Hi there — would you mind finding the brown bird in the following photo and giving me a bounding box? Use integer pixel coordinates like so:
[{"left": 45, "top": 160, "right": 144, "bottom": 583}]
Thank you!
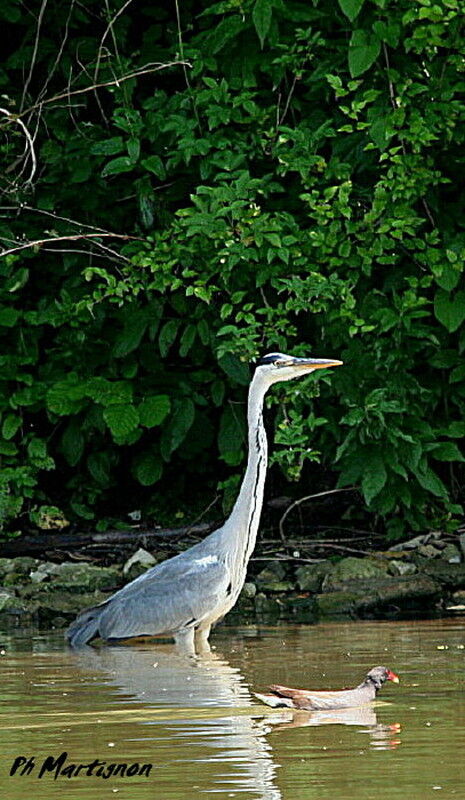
[{"left": 255, "top": 666, "right": 399, "bottom": 711}]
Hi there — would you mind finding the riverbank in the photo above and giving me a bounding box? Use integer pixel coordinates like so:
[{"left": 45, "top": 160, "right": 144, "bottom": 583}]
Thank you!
[{"left": 1, "top": 531, "right": 465, "bottom": 631}]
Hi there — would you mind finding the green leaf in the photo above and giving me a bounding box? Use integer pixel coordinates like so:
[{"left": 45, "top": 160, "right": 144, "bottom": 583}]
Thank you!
[
  {"left": 160, "top": 398, "right": 195, "bottom": 458},
  {"left": 103, "top": 404, "right": 139, "bottom": 438},
  {"left": 218, "top": 405, "right": 245, "bottom": 466},
  {"left": 113, "top": 310, "right": 149, "bottom": 357},
  {"left": 87, "top": 452, "right": 112, "bottom": 485},
  {"left": 207, "top": 16, "right": 244, "bottom": 54},
  {"left": 0, "top": 2, "right": 21, "bottom": 22},
  {"left": 0, "top": 307, "right": 19, "bottom": 326},
  {"left": 2, "top": 414, "right": 21, "bottom": 440},
  {"left": 218, "top": 353, "right": 250, "bottom": 385},
  {"left": 0, "top": 440, "right": 18, "bottom": 455},
  {"left": 434, "top": 289, "right": 465, "bottom": 333},
  {"left": 86, "top": 378, "right": 133, "bottom": 406},
  {"left": 158, "top": 319, "right": 180, "bottom": 358},
  {"left": 450, "top": 365, "right": 465, "bottom": 384},
  {"left": 252, "top": 0, "right": 272, "bottom": 48},
  {"left": 27, "top": 438, "right": 47, "bottom": 459},
  {"left": 6, "top": 268, "right": 29, "bottom": 293},
  {"left": 430, "top": 442, "right": 464, "bottom": 462},
  {"left": 127, "top": 137, "right": 140, "bottom": 162},
  {"left": 141, "top": 155, "right": 166, "bottom": 179},
  {"left": 369, "top": 117, "right": 389, "bottom": 150},
  {"left": 101, "top": 156, "right": 133, "bottom": 177},
  {"left": 414, "top": 466, "right": 448, "bottom": 498},
  {"left": 179, "top": 323, "right": 197, "bottom": 357},
  {"left": 133, "top": 451, "right": 163, "bottom": 486},
  {"left": 435, "top": 264, "right": 461, "bottom": 291},
  {"left": 138, "top": 395, "right": 171, "bottom": 427},
  {"left": 441, "top": 422, "right": 465, "bottom": 438},
  {"left": 361, "top": 456, "right": 387, "bottom": 504},
  {"left": 70, "top": 501, "right": 95, "bottom": 520},
  {"left": 46, "top": 379, "right": 87, "bottom": 415},
  {"left": 61, "top": 421, "right": 84, "bottom": 466},
  {"left": 338, "top": 0, "right": 364, "bottom": 22},
  {"left": 348, "top": 30, "right": 381, "bottom": 78},
  {"left": 90, "top": 137, "right": 124, "bottom": 155}
]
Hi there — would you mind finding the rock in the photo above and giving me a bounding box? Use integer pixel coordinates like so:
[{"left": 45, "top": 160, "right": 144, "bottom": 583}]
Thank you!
[
  {"left": 242, "top": 582, "right": 257, "bottom": 599},
  {"left": 254, "top": 593, "right": 282, "bottom": 618},
  {"left": 34, "top": 591, "right": 107, "bottom": 622},
  {"left": 451, "top": 589, "right": 465, "bottom": 603},
  {"left": 28, "top": 562, "right": 121, "bottom": 593},
  {"left": 388, "top": 560, "right": 417, "bottom": 577},
  {"left": 314, "top": 591, "right": 364, "bottom": 618},
  {"left": 123, "top": 548, "right": 157, "bottom": 580},
  {"left": 280, "top": 594, "right": 318, "bottom": 623},
  {"left": 418, "top": 544, "right": 441, "bottom": 559},
  {"left": 255, "top": 563, "right": 286, "bottom": 590},
  {"left": 389, "top": 532, "right": 442, "bottom": 551},
  {"left": 0, "top": 557, "right": 40, "bottom": 579},
  {"left": 321, "top": 557, "right": 389, "bottom": 592},
  {"left": 420, "top": 561, "right": 465, "bottom": 589},
  {"left": 459, "top": 533, "right": 465, "bottom": 558},
  {"left": 262, "top": 581, "right": 294, "bottom": 592},
  {"left": 0, "top": 589, "right": 32, "bottom": 616},
  {"left": 440, "top": 544, "right": 461, "bottom": 564},
  {"left": 295, "top": 562, "right": 332, "bottom": 593},
  {"left": 374, "top": 575, "right": 440, "bottom": 607},
  {"left": 30, "top": 562, "right": 56, "bottom": 583},
  {"left": 315, "top": 574, "right": 441, "bottom": 620}
]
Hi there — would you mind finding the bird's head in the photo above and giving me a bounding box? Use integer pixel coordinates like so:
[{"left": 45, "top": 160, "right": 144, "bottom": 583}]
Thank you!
[
  {"left": 365, "top": 666, "right": 400, "bottom": 690},
  {"left": 255, "top": 352, "right": 343, "bottom": 385}
]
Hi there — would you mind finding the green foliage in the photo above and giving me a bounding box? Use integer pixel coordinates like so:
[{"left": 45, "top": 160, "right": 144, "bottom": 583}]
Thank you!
[{"left": 1, "top": 0, "right": 465, "bottom": 539}]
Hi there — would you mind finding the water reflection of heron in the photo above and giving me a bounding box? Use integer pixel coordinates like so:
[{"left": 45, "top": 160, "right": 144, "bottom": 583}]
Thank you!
[{"left": 72, "top": 644, "right": 283, "bottom": 799}]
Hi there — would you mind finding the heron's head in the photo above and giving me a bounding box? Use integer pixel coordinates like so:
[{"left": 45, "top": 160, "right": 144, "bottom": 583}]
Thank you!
[
  {"left": 365, "top": 666, "right": 400, "bottom": 690},
  {"left": 255, "top": 352, "right": 343, "bottom": 385}
]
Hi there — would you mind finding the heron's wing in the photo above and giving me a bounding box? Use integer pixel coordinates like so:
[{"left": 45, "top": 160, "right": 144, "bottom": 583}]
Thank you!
[{"left": 97, "top": 556, "right": 229, "bottom": 640}]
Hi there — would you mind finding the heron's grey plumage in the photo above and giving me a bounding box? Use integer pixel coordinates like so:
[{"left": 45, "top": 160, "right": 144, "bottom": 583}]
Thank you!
[{"left": 66, "top": 352, "right": 342, "bottom": 652}]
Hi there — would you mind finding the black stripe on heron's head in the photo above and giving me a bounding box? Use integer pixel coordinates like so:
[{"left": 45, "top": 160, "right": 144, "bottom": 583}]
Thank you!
[{"left": 256, "top": 352, "right": 288, "bottom": 366}]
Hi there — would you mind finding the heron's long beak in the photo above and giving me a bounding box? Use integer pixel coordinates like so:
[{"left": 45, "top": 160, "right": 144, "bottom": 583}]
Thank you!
[
  {"left": 293, "top": 358, "right": 343, "bottom": 370},
  {"left": 387, "top": 670, "right": 400, "bottom": 683}
]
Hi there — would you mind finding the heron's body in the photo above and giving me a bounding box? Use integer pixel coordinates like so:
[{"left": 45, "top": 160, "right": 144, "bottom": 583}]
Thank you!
[{"left": 66, "top": 352, "right": 342, "bottom": 652}]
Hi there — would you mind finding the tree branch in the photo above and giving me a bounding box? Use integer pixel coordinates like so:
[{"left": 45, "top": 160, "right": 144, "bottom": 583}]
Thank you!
[{"left": 0, "top": 232, "right": 142, "bottom": 259}]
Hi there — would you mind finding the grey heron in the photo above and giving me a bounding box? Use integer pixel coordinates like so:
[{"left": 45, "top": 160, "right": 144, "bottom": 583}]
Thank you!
[{"left": 66, "top": 352, "right": 342, "bottom": 652}]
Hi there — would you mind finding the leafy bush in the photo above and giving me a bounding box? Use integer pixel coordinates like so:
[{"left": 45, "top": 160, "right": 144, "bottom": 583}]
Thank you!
[{"left": 1, "top": 0, "right": 464, "bottom": 539}]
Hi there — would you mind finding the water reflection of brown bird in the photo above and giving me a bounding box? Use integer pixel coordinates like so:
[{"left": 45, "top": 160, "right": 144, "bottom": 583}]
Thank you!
[
  {"left": 261, "top": 707, "right": 402, "bottom": 750},
  {"left": 255, "top": 666, "right": 400, "bottom": 711}
]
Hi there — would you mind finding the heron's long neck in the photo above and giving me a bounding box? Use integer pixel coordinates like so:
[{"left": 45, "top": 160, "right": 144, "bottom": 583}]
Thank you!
[{"left": 225, "top": 375, "right": 269, "bottom": 565}]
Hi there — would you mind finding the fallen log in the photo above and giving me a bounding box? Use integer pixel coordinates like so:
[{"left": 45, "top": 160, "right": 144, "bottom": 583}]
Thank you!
[{"left": 0, "top": 522, "right": 216, "bottom": 558}]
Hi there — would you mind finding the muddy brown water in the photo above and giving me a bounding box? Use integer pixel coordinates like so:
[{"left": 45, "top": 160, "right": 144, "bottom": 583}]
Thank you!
[{"left": 1, "top": 619, "right": 464, "bottom": 799}]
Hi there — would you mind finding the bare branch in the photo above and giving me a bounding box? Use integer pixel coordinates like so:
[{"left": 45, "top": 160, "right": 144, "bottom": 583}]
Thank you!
[
  {"left": 0, "top": 107, "right": 37, "bottom": 185},
  {"left": 0, "top": 232, "right": 141, "bottom": 259},
  {"left": 21, "top": 60, "right": 190, "bottom": 118},
  {"left": 36, "top": 0, "right": 76, "bottom": 104},
  {"left": 21, "top": 0, "right": 48, "bottom": 111},
  {"left": 279, "top": 487, "right": 357, "bottom": 542},
  {"left": 94, "top": 0, "right": 135, "bottom": 85},
  {"left": 5, "top": 204, "right": 124, "bottom": 235}
]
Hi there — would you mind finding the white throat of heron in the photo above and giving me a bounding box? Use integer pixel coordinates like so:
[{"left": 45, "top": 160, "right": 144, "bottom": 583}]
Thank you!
[{"left": 221, "top": 371, "right": 270, "bottom": 574}]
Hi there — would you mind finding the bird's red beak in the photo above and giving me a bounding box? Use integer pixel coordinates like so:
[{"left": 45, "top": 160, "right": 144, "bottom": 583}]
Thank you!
[{"left": 387, "top": 670, "right": 400, "bottom": 684}]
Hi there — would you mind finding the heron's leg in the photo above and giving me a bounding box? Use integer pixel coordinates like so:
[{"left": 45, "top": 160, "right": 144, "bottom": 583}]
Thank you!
[
  {"left": 195, "top": 625, "right": 211, "bottom": 654},
  {"left": 174, "top": 627, "right": 196, "bottom": 655}
]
